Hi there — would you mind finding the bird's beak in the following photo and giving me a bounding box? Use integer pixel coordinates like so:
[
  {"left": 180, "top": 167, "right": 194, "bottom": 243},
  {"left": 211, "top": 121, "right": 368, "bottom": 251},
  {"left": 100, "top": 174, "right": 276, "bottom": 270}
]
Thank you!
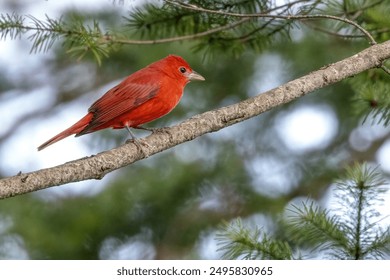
[{"left": 188, "top": 71, "right": 205, "bottom": 81}]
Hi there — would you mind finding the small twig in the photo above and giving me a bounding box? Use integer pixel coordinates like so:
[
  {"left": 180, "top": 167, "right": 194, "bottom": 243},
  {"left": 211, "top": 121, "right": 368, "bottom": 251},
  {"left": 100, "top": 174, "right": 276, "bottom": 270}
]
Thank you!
[
  {"left": 304, "top": 21, "right": 390, "bottom": 40},
  {"left": 344, "top": 0, "right": 385, "bottom": 20},
  {"left": 112, "top": 17, "right": 251, "bottom": 45},
  {"left": 380, "top": 65, "right": 390, "bottom": 75}
]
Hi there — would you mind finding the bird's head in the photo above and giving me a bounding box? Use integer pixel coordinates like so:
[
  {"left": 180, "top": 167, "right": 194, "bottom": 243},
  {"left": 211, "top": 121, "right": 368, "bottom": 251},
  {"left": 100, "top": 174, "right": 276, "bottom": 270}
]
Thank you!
[{"left": 159, "top": 55, "right": 205, "bottom": 83}]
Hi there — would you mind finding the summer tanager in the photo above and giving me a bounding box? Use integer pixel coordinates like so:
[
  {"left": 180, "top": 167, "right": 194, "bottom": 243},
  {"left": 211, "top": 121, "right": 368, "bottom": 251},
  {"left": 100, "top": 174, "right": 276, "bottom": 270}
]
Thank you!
[{"left": 38, "top": 55, "right": 205, "bottom": 151}]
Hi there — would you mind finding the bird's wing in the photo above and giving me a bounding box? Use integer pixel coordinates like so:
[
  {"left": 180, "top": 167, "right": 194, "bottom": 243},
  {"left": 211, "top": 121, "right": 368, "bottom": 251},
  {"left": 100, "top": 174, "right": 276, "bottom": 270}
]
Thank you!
[{"left": 78, "top": 81, "right": 160, "bottom": 135}]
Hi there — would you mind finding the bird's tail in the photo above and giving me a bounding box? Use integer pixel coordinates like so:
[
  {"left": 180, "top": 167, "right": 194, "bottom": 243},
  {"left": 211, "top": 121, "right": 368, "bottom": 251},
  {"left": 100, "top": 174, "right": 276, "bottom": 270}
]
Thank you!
[{"left": 37, "top": 113, "right": 93, "bottom": 151}]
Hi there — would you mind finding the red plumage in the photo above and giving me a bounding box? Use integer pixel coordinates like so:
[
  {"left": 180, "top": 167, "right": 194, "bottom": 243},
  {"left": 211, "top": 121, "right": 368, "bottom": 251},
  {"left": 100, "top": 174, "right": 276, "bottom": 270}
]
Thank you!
[{"left": 38, "top": 55, "right": 204, "bottom": 151}]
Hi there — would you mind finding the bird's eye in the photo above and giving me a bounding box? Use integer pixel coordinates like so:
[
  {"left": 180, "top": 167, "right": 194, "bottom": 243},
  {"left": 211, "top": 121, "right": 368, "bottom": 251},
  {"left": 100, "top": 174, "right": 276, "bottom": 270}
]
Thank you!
[{"left": 179, "top": 67, "right": 187, "bottom": 74}]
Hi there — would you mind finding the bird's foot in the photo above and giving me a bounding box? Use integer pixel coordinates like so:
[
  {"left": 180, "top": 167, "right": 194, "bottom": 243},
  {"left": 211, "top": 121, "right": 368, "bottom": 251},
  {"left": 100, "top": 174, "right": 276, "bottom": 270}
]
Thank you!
[{"left": 125, "top": 138, "right": 151, "bottom": 158}]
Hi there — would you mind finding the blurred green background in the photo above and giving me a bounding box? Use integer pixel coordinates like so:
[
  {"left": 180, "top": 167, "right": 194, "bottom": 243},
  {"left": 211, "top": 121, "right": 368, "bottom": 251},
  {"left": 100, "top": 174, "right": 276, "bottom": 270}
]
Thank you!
[{"left": 0, "top": 0, "right": 389, "bottom": 259}]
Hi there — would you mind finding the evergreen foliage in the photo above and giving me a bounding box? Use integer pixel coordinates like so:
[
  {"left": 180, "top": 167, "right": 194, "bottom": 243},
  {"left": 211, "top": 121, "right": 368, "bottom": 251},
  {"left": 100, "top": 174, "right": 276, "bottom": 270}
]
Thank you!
[
  {"left": 350, "top": 71, "right": 390, "bottom": 125},
  {"left": 1, "top": 1, "right": 389, "bottom": 59},
  {"left": 217, "top": 219, "right": 294, "bottom": 260},
  {"left": 217, "top": 163, "right": 390, "bottom": 259}
]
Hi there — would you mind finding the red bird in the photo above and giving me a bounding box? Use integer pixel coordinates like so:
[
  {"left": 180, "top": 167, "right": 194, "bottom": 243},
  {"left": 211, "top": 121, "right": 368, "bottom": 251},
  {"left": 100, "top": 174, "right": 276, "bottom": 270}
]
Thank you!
[{"left": 38, "top": 55, "right": 205, "bottom": 151}]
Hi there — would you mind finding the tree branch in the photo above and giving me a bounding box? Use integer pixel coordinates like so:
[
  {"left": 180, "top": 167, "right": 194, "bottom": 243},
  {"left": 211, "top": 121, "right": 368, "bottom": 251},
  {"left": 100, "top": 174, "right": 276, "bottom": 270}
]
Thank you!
[{"left": 0, "top": 40, "right": 389, "bottom": 199}]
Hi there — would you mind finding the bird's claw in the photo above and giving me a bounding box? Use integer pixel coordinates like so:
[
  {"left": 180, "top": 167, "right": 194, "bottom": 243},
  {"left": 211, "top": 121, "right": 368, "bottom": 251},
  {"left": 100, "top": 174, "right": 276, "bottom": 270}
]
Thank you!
[{"left": 126, "top": 138, "right": 151, "bottom": 158}]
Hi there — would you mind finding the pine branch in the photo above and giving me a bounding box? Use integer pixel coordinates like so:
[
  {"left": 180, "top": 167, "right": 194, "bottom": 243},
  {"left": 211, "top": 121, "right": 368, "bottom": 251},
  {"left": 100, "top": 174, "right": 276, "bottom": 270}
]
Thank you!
[
  {"left": 362, "top": 228, "right": 390, "bottom": 258},
  {"left": 2, "top": 0, "right": 388, "bottom": 65},
  {"left": 349, "top": 71, "right": 390, "bottom": 125},
  {"left": 335, "top": 163, "right": 389, "bottom": 259},
  {"left": 218, "top": 162, "right": 390, "bottom": 260},
  {"left": 0, "top": 13, "right": 111, "bottom": 65},
  {"left": 121, "top": 0, "right": 390, "bottom": 62},
  {"left": 0, "top": 40, "right": 389, "bottom": 199},
  {"left": 285, "top": 163, "right": 390, "bottom": 260},
  {"left": 285, "top": 202, "right": 348, "bottom": 253},
  {"left": 217, "top": 219, "right": 294, "bottom": 260},
  {"left": 165, "top": 0, "right": 377, "bottom": 44},
  {"left": 117, "top": 17, "right": 252, "bottom": 45},
  {"left": 0, "top": 13, "right": 25, "bottom": 40}
]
